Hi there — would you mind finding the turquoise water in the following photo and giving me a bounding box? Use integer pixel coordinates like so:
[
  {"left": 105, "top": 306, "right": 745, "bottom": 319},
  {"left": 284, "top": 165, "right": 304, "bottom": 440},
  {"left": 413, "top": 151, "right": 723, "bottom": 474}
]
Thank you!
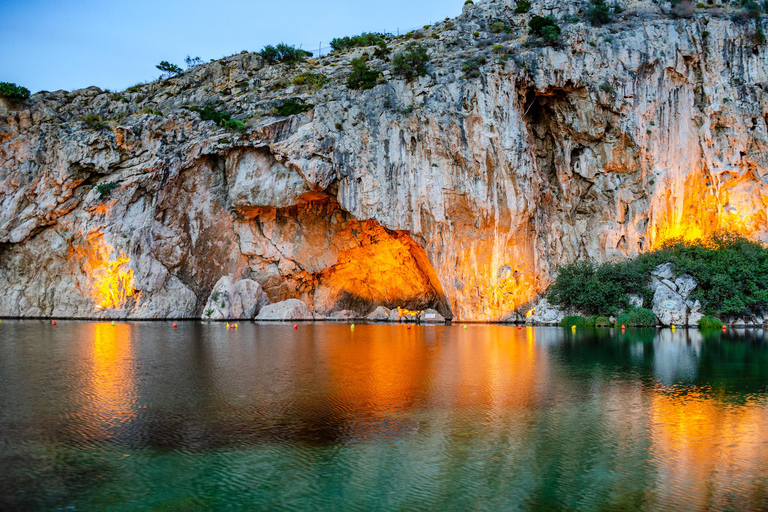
[{"left": 1, "top": 322, "right": 767, "bottom": 511}]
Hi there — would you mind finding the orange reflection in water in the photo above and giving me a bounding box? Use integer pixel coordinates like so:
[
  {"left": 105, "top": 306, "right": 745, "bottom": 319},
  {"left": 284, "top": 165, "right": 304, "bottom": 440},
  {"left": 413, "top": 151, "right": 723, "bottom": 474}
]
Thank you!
[
  {"left": 649, "top": 389, "right": 768, "bottom": 510},
  {"left": 84, "top": 323, "right": 137, "bottom": 433},
  {"left": 323, "top": 325, "right": 545, "bottom": 415}
]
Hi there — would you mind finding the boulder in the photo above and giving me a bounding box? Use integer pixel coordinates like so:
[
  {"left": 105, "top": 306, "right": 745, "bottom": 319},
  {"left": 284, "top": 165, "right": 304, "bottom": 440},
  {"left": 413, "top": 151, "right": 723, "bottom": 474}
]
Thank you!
[
  {"left": 201, "top": 276, "right": 269, "bottom": 320},
  {"left": 255, "top": 299, "right": 313, "bottom": 320},
  {"left": 418, "top": 308, "right": 446, "bottom": 323},
  {"left": 687, "top": 311, "right": 704, "bottom": 327},
  {"left": 330, "top": 309, "right": 360, "bottom": 320},
  {"left": 652, "top": 284, "right": 687, "bottom": 326},
  {"left": 529, "top": 298, "right": 565, "bottom": 325},
  {"left": 628, "top": 294, "right": 644, "bottom": 308},
  {"left": 661, "top": 278, "right": 678, "bottom": 293},
  {"left": 674, "top": 274, "right": 697, "bottom": 299},
  {"left": 367, "top": 306, "right": 392, "bottom": 321},
  {"left": 651, "top": 263, "right": 675, "bottom": 280},
  {"left": 388, "top": 308, "right": 402, "bottom": 322}
]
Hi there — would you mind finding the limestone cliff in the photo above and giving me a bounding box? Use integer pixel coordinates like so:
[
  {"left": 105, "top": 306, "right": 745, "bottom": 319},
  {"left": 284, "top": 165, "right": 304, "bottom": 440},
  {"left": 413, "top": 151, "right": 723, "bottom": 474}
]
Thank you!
[{"left": 2, "top": 0, "right": 768, "bottom": 320}]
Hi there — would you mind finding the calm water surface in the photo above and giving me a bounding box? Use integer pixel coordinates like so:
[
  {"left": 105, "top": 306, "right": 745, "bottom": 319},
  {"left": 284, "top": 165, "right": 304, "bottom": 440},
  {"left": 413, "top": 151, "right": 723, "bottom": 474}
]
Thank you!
[{"left": 1, "top": 322, "right": 768, "bottom": 511}]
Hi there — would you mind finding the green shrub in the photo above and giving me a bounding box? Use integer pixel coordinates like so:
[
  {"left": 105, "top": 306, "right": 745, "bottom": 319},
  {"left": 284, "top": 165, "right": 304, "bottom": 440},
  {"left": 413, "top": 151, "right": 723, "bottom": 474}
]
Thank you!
[
  {"left": 222, "top": 119, "right": 246, "bottom": 133},
  {"left": 157, "top": 61, "right": 183, "bottom": 78},
  {"left": 190, "top": 104, "right": 231, "bottom": 126},
  {"left": 757, "top": 28, "right": 766, "bottom": 45},
  {"left": 330, "top": 32, "right": 389, "bottom": 52},
  {"left": 275, "top": 100, "right": 314, "bottom": 117},
  {"left": 205, "top": 308, "right": 214, "bottom": 317},
  {"left": 462, "top": 59, "right": 483, "bottom": 78},
  {"left": 600, "top": 82, "right": 615, "bottom": 94},
  {"left": 347, "top": 57, "right": 382, "bottom": 89},
  {"left": 82, "top": 115, "right": 108, "bottom": 130},
  {"left": 0, "top": 82, "right": 31, "bottom": 102},
  {"left": 490, "top": 22, "right": 512, "bottom": 33},
  {"left": 586, "top": 0, "right": 613, "bottom": 25},
  {"left": 615, "top": 312, "right": 632, "bottom": 327},
  {"left": 95, "top": 181, "right": 119, "bottom": 198},
  {"left": 528, "top": 15, "right": 559, "bottom": 36},
  {"left": 595, "top": 316, "right": 611, "bottom": 327},
  {"left": 392, "top": 43, "right": 429, "bottom": 80},
  {"left": 514, "top": 0, "right": 531, "bottom": 13},
  {"left": 743, "top": 0, "right": 763, "bottom": 19},
  {"left": 560, "top": 315, "right": 587, "bottom": 328},
  {"left": 259, "top": 44, "right": 311, "bottom": 65},
  {"left": 292, "top": 72, "right": 329, "bottom": 90},
  {"left": 629, "top": 307, "right": 656, "bottom": 326},
  {"left": 142, "top": 108, "right": 163, "bottom": 116},
  {"left": 547, "top": 260, "right": 647, "bottom": 316},
  {"left": 698, "top": 315, "right": 724, "bottom": 329}
]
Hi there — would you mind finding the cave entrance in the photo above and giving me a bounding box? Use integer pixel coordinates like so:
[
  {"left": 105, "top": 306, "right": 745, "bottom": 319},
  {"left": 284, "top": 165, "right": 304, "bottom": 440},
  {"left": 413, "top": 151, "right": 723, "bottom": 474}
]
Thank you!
[{"left": 313, "top": 219, "right": 452, "bottom": 319}]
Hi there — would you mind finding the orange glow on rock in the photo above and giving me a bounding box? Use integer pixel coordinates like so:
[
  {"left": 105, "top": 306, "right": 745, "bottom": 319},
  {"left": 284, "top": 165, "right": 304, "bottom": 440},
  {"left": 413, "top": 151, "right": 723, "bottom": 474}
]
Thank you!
[{"left": 75, "top": 232, "right": 140, "bottom": 310}]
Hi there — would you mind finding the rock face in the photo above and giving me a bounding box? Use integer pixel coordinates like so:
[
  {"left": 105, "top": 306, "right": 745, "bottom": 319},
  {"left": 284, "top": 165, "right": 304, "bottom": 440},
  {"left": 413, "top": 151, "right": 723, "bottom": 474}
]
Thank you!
[
  {"left": 527, "top": 298, "right": 566, "bottom": 325},
  {"left": 255, "top": 299, "right": 313, "bottom": 320},
  {"left": 3, "top": 0, "right": 768, "bottom": 320},
  {"left": 201, "top": 276, "right": 269, "bottom": 320},
  {"left": 651, "top": 263, "right": 700, "bottom": 325}
]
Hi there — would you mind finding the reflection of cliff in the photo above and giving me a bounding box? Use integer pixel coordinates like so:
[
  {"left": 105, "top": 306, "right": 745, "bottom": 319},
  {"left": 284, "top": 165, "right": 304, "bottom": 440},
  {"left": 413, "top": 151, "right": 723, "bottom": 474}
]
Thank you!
[{"left": 649, "top": 390, "right": 768, "bottom": 511}]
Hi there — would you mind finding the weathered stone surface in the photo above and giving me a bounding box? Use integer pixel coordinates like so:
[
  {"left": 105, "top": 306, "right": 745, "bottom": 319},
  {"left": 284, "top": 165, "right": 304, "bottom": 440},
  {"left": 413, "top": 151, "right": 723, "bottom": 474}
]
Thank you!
[
  {"left": 418, "top": 308, "right": 446, "bottom": 323},
  {"left": 651, "top": 264, "right": 675, "bottom": 281},
  {"left": 675, "top": 274, "right": 697, "bottom": 299},
  {"left": 653, "top": 284, "right": 688, "bottom": 326},
  {"left": 628, "top": 294, "right": 644, "bottom": 309},
  {"left": 255, "top": 299, "right": 312, "bottom": 320},
  {"left": 388, "top": 308, "right": 402, "bottom": 322},
  {"left": 367, "top": 306, "right": 392, "bottom": 321},
  {"left": 201, "top": 276, "right": 269, "bottom": 320},
  {"left": 528, "top": 298, "right": 565, "bottom": 325},
  {"left": 3, "top": 3, "right": 768, "bottom": 320},
  {"left": 329, "top": 309, "right": 360, "bottom": 320}
]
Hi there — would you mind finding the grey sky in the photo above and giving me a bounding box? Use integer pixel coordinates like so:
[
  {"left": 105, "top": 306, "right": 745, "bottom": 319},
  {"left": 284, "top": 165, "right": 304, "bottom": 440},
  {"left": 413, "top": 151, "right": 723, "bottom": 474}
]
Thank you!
[{"left": 1, "top": 0, "right": 460, "bottom": 93}]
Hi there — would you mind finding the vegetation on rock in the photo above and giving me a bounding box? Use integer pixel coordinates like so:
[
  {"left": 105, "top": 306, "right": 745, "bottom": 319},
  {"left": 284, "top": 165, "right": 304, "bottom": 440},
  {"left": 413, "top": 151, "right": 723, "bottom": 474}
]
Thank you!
[
  {"left": 347, "top": 57, "right": 382, "bottom": 89},
  {"left": 274, "top": 100, "right": 314, "bottom": 117},
  {"left": 258, "top": 44, "right": 311, "bottom": 65},
  {"left": 157, "top": 61, "right": 183, "bottom": 78},
  {"left": 0, "top": 82, "right": 31, "bottom": 102},
  {"left": 587, "top": 0, "right": 614, "bottom": 25},
  {"left": 548, "top": 232, "right": 768, "bottom": 320},
  {"left": 514, "top": 0, "right": 531, "bottom": 14},
  {"left": 392, "top": 43, "right": 429, "bottom": 80},
  {"left": 330, "top": 32, "right": 389, "bottom": 52},
  {"left": 528, "top": 15, "right": 561, "bottom": 45}
]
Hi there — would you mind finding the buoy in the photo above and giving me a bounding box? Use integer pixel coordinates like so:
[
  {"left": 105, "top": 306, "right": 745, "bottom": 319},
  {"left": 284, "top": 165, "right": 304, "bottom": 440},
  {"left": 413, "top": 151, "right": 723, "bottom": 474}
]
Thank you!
[
  {"left": 173, "top": 322, "right": 177, "bottom": 328},
  {"left": 293, "top": 324, "right": 298, "bottom": 330},
  {"left": 621, "top": 325, "right": 626, "bottom": 331},
  {"left": 517, "top": 325, "right": 521, "bottom": 330},
  {"left": 234, "top": 323, "right": 238, "bottom": 329},
  {"left": 226, "top": 322, "right": 230, "bottom": 329},
  {"left": 722, "top": 325, "right": 727, "bottom": 332},
  {"left": 350, "top": 324, "right": 355, "bottom": 330},
  {"left": 571, "top": 325, "right": 576, "bottom": 331},
  {"left": 111, "top": 321, "right": 115, "bottom": 326},
  {"left": 407, "top": 325, "right": 411, "bottom": 329},
  {"left": 51, "top": 320, "right": 57, "bottom": 326},
  {"left": 463, "top": 325, "right": 468, "bottom": 330},
  {"left": 671, "top": 325, "right": 676, "bottom": 331}
]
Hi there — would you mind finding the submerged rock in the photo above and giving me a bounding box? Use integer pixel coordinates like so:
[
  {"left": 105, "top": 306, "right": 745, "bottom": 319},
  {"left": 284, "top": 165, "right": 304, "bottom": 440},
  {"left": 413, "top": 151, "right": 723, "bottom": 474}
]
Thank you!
[{"left": 255, "top": 299, "right": 313, "bottom": 320}]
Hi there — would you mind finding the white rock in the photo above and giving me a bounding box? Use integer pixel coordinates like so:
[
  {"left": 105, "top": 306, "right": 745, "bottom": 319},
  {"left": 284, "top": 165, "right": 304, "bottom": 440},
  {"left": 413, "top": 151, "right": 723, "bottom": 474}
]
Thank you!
[
  {"left": 201, "top": 276, "right": 269, "bottom": 320},
  {"left": 652, "top": 285, "right": 687, "bottom": 326},
  {"left": 661, "top": 278, "right": 678, "bottom": 293},
  {"left": 651, "top": 263, "right": 675, "bottom": 280},
  {"left": 674, "top": 274, "right": 697, "bottom": 299},
  {"left": 367, "top": 306, "right": 392, "bottom": 321},
  {"left": 255, "top": 299, "right": 313, "bottom": 320},
  {"left": 418, "top": 308, "right": 446, "bottom": 323}
]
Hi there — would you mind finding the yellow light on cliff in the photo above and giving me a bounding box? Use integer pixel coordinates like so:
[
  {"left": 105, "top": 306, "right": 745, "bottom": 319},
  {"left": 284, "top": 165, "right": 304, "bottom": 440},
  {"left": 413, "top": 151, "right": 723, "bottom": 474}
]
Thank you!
[
  {"left": 526, "top": 308, "right": 535, "bottom": 318},
  {"left": 75, "top": 232, "right": 140, "bottom": 310}
]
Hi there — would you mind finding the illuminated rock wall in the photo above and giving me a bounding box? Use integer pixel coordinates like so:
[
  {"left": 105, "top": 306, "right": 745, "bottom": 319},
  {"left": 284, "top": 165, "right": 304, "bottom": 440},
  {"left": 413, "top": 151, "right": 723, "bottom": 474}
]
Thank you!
[{"left": 2, "top": 1, "right": 768, "bottom": 320}]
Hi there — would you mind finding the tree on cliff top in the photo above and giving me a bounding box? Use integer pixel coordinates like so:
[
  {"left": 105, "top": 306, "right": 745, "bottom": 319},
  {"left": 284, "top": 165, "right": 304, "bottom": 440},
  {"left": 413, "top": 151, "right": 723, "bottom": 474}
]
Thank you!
[
  {"left": 0, "top": 82, "right": 31, "bottom": 102},
  {"left": 157, "top": 61, "right": 183, "bottom": 78}
]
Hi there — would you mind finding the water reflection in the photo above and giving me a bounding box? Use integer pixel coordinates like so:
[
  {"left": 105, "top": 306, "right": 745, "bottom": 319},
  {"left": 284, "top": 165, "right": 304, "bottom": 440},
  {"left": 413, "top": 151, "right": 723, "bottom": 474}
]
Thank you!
[{"left": 1, "top": 322, "right": 768, "bottom": 510}]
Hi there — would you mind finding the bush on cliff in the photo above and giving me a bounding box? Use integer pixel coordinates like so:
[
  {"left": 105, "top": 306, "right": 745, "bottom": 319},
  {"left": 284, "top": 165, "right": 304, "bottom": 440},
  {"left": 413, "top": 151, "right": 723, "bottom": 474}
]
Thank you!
[
  {"left": 274, "top": 100, "right": 314, "bottom": 117},
  {"left": 586, "top": 0, "right": 613, "bottom": 25},
  {"left": 616, "top": 307, "right": 656, "bottom": 327},
  {"left": 259, "top": 44, "right": 311, "bottom": 65},
  {"left": 0, "top": 82, "right": 31, "bottom": 102},
  {"left": 698, "top": 315, "right": 724, "bottom": 329},
  {"left": 392, "top": 43, "right": 429, "bottom": 80},
  {"left": 547, "top": 231, "right": 768, "bottom": 320},
  {"left": 331, "top": 32, "right": 389, "bottom": 52},
  {"left": 347, "top": 57, "right": 382, "bottom": 89}
]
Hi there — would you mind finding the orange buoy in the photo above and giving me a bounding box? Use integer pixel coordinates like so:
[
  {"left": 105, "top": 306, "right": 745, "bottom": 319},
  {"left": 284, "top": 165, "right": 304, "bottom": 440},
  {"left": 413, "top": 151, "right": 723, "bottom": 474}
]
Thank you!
[
  {"left": 173, "top": 322, "right": 177, "bottom": 328},
  {"left": 407, "top": 325, "right": 411, "bottom": 329},
  {"left": 722, "top": 325, "right": 727, "bottom": 332},
  {"left": 51, "top": 320, "right": 57, "bottom": 326},
  {"left": 517, "top": 325, "right": 521, "bottom": 330},
  {"left": 293, "top": 324, "right": 298, "bottom": 330}
]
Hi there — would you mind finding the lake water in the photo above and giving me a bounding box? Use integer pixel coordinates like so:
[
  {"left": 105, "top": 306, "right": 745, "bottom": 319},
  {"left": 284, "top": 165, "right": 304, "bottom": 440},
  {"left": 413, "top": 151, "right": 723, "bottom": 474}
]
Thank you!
[{"left": 1, "top": 321, "right": 767, "bottom": 511}]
